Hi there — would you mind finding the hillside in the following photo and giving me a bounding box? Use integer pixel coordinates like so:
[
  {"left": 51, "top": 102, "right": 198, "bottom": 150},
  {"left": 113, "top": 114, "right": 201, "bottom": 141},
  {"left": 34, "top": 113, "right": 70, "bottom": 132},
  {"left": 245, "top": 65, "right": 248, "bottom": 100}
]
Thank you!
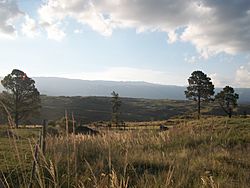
[
  {"left": 39, "top": 96, "right": 195, "bottom": 123},
  {"left": 36, "top": 95, "right": 250, "bottom": 124},
  {"left": 34, "top": 77, "right": 187, "bottom": 100},
  {"left": 1, "top": 77, "right": 250, "bottom": 102},
  {"left": 1, "top": 94, "right": 250, "bottom": 125}
]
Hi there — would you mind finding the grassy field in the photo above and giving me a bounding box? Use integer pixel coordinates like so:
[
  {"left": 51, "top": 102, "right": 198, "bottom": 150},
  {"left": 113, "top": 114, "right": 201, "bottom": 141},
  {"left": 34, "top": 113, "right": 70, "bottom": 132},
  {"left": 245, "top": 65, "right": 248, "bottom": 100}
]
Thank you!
[
  {"left": 0, "top": 117, "right": 250, "bottom": 187},
  {"left": 0, "top": 127, "right": 40, "bottom": 169}
]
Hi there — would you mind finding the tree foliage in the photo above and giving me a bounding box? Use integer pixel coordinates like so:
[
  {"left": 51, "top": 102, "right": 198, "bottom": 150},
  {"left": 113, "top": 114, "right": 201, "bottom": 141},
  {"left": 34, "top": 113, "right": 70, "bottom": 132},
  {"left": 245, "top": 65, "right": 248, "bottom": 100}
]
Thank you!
[
  {"left": 185, "top": 71, "right": 214, "bottom": 119},
  {"left": 111, "top": 91, "right": 122, "bottom": 127},
  {"left": 1, "top": 69, "right": 41, "bottom": 128},
  {"left": 215, "top": 86, "right": 239, "bottom": 118}
]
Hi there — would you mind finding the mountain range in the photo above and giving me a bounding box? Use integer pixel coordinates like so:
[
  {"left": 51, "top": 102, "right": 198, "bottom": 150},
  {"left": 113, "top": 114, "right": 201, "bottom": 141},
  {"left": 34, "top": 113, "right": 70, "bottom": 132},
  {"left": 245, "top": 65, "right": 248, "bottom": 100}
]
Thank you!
[{"left": 0, "top": 77, "right": 249, "bottom": 103}]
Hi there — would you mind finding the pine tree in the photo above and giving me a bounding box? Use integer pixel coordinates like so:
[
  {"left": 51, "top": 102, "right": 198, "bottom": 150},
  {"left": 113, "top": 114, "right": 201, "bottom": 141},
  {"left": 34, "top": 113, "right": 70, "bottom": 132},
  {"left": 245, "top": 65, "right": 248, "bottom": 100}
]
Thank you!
[
  {"left": 215, "top": 86, "right": 239, "bottom": 118},
  {"left": 111, "top": 91, "right": 122, "bottom": 127},
  {"left": 1, "top": 69, "right": 41, "bottom": 128},
  {"left": 185, "top": 71, "right": 214, "bottom": 119}
]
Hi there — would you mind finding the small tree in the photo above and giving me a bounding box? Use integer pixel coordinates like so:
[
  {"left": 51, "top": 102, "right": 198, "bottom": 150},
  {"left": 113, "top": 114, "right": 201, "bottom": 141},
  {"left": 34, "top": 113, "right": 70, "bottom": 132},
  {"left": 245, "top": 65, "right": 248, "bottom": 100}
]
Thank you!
[
  {"left": 215, "top": 86, "right": 239, "bottom": 118},
  {"left": 1, "top": 69, "right": 41, "bottom": 128},
  {"left": 185, "top": 71, "right": 214, "bottom": 119},
  {"left": 111, "top": 91, "right": 122, "bottom": 127}
]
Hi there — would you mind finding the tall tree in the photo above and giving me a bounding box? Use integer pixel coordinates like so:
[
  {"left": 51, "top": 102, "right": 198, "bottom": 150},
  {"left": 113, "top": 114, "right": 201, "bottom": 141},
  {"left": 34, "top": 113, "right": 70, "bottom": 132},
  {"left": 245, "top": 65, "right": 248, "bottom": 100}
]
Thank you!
[
  {"left": 1, "top": 69, "right": 41, "bottom": 128},
  {"left": 111, "top": 91, "right": 122, "bottom": 127},
  {"left": 185, "top": 71, "right": 214, "bottom": 119},
  {"left": 215, "top": 86, "right": 239, "bottom": 118}
]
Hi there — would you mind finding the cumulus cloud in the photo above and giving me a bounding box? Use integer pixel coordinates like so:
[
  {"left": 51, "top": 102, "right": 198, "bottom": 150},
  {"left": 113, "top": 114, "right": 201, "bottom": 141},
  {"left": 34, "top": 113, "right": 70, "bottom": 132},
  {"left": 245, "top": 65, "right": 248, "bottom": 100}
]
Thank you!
[
  {"left": 235, "top": 63, "right": 250, "bottom": 87},
  {"left": 181, "top": 1, "right": 250, "bottom": 58},
  {"left": 38, "top": 0, "right": 113, "bottom": 40},
  {"left": 0, "top": 0, "right": 22, "bottom": 38},
  {"left": 36, "top": 0, "right": 250, "bottom": 56},
  {"left": 1, "top": 0, "right": 250, "bottom": 57},
  {"left": 210, "top": 63, "right": 250, "bottom": 88},
  {"left": 184, "top": 55, "right": 201, "bottom": 64},
  {"left": 21, "top": 15, "right": 40, "bottom": 38},
  {"left": 209, "top": 73, "right": 234, "bottom": 88},
  {"left": 74, "top": 29, "right": 83, "bottom": 34},
  {"left": 43, "top": 22, "right": 66, "bottom": 41},
  {"left": 167, "top": 30, "right": 178, "bottom": 44}
]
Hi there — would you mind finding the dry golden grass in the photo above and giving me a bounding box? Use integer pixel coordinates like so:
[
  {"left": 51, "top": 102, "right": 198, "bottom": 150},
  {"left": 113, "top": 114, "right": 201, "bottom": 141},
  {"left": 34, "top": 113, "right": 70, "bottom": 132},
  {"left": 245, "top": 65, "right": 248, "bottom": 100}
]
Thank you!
[{"left": 1, "top": 117, "right": 250, "bottom": 187}]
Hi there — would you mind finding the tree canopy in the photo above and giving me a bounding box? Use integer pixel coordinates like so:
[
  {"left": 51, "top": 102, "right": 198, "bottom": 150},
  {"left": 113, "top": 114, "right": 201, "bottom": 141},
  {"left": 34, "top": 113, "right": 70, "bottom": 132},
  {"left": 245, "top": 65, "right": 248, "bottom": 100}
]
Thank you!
[
  {"left": 215, "top": 86, "right": 239, "bottom": 118},
  {"left": 185, "top": 70, "right": 214, "bottom": 119},
  {"left": 1, "top": 69, "right": 41, "bottom": 128}
]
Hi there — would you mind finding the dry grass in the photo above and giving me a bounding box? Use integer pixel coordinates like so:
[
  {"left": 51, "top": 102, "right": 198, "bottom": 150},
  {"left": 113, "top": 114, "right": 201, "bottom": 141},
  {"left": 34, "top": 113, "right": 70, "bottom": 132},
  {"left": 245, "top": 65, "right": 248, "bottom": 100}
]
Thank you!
[{"left": 0, "top": 117, "right": 250, "bottom": 187}]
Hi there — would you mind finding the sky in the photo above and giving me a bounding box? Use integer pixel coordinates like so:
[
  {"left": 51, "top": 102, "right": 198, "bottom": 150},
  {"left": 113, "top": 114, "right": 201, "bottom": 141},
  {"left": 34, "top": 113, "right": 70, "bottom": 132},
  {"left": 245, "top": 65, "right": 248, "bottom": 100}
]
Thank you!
[{"left": 0, "top": 0, "right": 250, "bottom": 87}]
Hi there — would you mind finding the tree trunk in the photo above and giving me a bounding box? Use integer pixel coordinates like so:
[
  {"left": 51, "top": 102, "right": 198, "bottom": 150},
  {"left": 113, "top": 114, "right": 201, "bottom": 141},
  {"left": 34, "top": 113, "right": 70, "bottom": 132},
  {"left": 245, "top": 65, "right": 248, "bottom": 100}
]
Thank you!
[
  {"left": 15, "top": 112, "right": 19, "bottom": 128},
  {"left": 226, "top": 102, "right": 232, "bottom": 118},
  {"left": 198, "top": 95, "right": 201, "bottom": 120},
  {"left": 228, "top": 108, "right": 232, "bottom": 118},
  {"left": 15, "top": 92, "right": 19, "bottom": 128}
]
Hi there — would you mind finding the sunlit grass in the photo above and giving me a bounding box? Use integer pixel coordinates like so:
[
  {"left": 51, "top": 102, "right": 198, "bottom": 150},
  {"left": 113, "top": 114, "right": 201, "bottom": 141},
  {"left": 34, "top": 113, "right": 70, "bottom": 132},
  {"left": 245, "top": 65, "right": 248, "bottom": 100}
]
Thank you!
[{"left": 0, "top": 117, "right": 249, "bottom": 187}]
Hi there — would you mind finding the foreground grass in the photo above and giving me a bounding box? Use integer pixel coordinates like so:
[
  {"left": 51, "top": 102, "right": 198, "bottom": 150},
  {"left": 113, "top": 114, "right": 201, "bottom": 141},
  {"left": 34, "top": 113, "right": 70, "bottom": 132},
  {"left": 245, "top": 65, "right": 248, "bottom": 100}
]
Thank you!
[
  {"left": 1, "top": 117, "right": 250, "bottom": 187},
  {"left": 0, "top": 127, "right": 40, "bottom": 168}
]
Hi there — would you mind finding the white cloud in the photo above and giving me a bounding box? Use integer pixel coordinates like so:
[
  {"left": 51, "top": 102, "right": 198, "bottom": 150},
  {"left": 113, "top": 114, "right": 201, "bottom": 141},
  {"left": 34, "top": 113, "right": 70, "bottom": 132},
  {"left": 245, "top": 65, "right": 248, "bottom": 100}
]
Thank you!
[
  {"left": 36, "top": 0, "right": 250, "bottom": 56},
  {"left": 167, "top": 30, "right": 178, "bottom": 44},
  {"left": 0, "top": 0, "right": 22, "bottom": 38},
  {"left": 1, "top": 0, "right": 250, "bottom": 58},
  {"left": 209, "top": 63, "right": 250, "bottom": 88},
  {"left": 21, "top": 15, "right": 40, "bottom": 38},
  {"left": 184, "top": 55, "right": 200, "bottom": 64},
  {"left": 180, "top": 1, "right": 250, "bottom": 57},
  {"left": 209, "top": 73, "right": 234, "bottom": 88},
  {"left": 42, "top": 22, "right": 66, "bottom": 41},
  {"left": 74, "top": 29, "right": 83, "bottom": 34},
  {"left": 38, "top": 0, "right": 114, "bottom": 40},
  {"left": 235, "top": 63, "right": 250, "bottom": 87}
]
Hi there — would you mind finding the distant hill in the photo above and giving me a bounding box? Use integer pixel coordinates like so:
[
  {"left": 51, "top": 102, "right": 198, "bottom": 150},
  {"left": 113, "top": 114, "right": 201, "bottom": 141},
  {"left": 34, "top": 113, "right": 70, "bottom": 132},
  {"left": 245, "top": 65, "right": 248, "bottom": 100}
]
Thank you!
[
  {"left": 32, "top": 77, "right": 186, "bottom": 100},
  {"left": 0, "top": 77, "right": 249, "bottom": 103}
]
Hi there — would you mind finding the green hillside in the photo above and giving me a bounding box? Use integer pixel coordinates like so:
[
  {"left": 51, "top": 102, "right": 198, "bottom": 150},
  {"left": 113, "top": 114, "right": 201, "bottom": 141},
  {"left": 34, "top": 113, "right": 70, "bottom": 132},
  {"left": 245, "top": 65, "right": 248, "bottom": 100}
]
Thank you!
[
  {"left": 1, "top": 95, "right": 250, "bottom": 125},
  {"left": 39, "top": 95, "right": 194, "bottom": 123},
  {"left": 38, "top": 95, "right": 250, "bottom": 123}
]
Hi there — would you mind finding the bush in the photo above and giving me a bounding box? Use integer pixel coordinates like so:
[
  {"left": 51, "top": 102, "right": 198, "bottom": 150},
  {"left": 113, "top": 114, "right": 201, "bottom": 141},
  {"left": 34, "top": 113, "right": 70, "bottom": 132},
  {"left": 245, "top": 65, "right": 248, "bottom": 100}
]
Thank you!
[
  {"left": 48, "top": 120, "right": 56, "bottom": 127},
  {"left": 46, "top": 126, "right": 59, "bottom": 136}
]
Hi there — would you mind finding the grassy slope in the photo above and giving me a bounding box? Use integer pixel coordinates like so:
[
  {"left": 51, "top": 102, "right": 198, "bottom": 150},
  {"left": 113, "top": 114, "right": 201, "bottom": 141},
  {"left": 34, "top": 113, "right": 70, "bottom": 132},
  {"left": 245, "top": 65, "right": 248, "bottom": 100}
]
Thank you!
[
  {"left": 37, "top": 95, "right": 250, "bottom": 124},
  {"left": 2, "top": 95, "right": 250, "bottom": 125},
  {"left": 39, "top": 96, "right": 196, "bottom": 123},
  {"left": 0, "top": 127, "right": 40, "bottom": 169},
  {"left": 0, "top": 117, "right": 249, "bottom": 187}
]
